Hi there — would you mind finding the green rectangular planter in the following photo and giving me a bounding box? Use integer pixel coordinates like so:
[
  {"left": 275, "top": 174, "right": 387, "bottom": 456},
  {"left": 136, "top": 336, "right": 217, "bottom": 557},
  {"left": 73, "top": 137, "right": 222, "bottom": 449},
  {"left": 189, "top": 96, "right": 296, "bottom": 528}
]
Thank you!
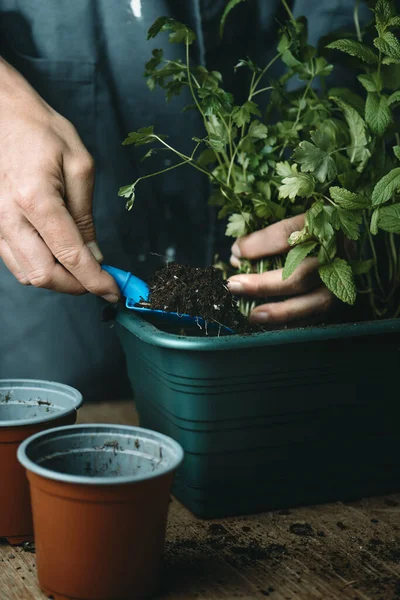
[{"left": 116, "top": 309, "right": 400, "bottom": 517}]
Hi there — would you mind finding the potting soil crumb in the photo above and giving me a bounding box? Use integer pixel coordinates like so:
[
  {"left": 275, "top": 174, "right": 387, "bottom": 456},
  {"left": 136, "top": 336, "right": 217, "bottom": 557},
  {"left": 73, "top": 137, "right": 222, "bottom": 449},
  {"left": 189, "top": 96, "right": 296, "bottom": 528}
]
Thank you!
[{"left": 146, "top": 263, "right": 259, "bottom": 335}]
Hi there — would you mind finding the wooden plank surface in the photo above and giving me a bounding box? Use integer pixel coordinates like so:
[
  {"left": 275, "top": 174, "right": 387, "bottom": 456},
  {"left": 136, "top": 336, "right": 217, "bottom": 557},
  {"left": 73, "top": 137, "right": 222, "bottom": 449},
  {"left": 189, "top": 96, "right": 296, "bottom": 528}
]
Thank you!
[{"left": 1, "top": 400, "right": 400, "bottom": 599}]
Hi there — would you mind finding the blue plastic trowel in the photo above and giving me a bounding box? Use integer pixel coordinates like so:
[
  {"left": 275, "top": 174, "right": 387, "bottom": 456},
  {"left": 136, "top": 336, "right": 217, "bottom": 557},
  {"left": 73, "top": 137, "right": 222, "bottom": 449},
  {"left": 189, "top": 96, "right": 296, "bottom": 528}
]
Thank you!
[{"left": 103, "top": 265, "right": 234, "bottom": 334}]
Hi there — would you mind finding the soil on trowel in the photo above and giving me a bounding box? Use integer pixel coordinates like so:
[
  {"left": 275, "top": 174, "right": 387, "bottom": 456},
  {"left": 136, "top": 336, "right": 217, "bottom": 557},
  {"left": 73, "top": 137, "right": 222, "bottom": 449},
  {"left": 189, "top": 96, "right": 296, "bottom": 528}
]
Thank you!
[{"left": 145, "top": 263, "right": 259, "bottom": 335}]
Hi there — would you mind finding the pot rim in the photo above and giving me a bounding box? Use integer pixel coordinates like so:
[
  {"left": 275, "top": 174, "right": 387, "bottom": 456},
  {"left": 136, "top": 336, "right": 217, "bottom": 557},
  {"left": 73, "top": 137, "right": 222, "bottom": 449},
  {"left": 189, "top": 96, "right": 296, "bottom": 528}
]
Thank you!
[
  {"left": 0, "top": 379, "right": 83, "bottom": 428},
  {"left": 17, "top": 423, "right": 184, "bottom": 486},
  {"left": 116, "top": 309, "right": 400, "bottom": 351}
]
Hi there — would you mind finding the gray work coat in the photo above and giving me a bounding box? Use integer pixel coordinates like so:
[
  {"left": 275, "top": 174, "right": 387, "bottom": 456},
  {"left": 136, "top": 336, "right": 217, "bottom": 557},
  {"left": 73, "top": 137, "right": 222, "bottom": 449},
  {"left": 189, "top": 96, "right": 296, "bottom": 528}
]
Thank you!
[{"left": 0, "top": 1, "right": 365, "bottom": 400}]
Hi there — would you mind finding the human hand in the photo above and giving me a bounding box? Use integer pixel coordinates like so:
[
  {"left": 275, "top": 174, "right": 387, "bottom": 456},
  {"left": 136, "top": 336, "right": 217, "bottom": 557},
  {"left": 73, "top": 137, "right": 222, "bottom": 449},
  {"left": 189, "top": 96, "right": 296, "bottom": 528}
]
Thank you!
[
  {"left": 0, "top": 58, "right": 120, "bottom": 301},
  {"left": 227, "top": 214, "right": 335, "bottom": 326}
]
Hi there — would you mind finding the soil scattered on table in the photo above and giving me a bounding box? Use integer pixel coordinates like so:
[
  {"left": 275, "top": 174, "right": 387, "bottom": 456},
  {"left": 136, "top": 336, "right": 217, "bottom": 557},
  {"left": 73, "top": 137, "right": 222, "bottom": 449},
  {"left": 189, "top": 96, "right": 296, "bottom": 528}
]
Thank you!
[
  {"left": 146, "top": 263, "right": 259, "bottom": 335},
  {"left": 21, "top": 542, "right": 35, "bottom": 553},
  {"left": 289, "top": 522, "right": 314, "bottom": 537}
]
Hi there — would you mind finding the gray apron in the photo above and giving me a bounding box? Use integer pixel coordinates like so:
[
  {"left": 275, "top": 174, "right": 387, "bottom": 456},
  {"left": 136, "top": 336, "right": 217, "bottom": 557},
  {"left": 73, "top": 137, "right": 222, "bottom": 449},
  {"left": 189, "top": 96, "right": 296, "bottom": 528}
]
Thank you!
[{"left": 0, "top": 0, "right": 362, "bottom": 400}]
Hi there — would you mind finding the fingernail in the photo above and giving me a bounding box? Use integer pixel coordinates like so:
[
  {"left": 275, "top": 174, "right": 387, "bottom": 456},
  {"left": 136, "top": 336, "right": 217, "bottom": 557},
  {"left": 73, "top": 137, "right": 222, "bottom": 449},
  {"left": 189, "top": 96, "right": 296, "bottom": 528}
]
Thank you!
[
  {"left": 231, "top": 242, "right": 241, "bottom": 257},
  {"left": 102, "top": 293, "right": 119, "bottom": 303},
  {"left": 87, "top": 241, "right": 103, "bottom": 263},
  {"left": 250, "top": 311, "right": 269, "bottom": 323},
  {"left": 230, "top": 254, "right": 241, "bottom": 268},
  {"left": 227, "top": 280, "right": 244, "bottom": 294}
]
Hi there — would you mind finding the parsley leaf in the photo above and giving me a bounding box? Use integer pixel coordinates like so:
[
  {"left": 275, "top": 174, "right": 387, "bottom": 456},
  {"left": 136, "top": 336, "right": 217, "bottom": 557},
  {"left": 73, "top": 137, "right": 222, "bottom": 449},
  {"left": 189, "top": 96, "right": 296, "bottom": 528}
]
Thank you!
[
  {"left": 232, "top": 101, "right": 261, "bottom": 128},
  {"left": 277, "top": 163, "right": 315, "bottom": 200},
  {"left": 225, "top": 213, "right": 252, "bottom": 238}
]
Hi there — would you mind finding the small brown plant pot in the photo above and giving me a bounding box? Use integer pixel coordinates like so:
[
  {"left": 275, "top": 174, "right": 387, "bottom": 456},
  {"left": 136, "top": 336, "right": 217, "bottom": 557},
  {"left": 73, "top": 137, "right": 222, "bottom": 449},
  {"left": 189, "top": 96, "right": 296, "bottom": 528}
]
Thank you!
[
  {"left": 17, "top": 424, "right": 184, "bottom": 600},
  {"left": 0, "top": 380, "right": 82, "bottom": 544}
]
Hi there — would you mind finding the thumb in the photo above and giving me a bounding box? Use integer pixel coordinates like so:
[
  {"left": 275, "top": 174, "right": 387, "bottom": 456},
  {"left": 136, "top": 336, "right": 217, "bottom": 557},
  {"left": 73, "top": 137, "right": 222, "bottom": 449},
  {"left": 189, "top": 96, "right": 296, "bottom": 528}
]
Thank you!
[{"left": 63, "top": 151, "right": 103, "bottom": 262}]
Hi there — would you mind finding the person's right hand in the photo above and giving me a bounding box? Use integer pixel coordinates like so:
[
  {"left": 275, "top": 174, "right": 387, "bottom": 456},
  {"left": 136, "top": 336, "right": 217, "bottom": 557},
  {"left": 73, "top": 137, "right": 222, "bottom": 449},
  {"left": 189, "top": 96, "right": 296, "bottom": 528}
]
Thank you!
[{"left": 0, "top": 58, "right": 120, "bottom": 301}]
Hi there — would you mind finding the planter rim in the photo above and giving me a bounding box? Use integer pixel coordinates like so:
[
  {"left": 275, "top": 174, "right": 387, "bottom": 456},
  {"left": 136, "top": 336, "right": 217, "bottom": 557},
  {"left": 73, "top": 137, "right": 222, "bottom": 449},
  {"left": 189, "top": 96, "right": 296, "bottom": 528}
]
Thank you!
[
  {"left": 17, "top": 423, "right": 184, "bottom": 486},
  {"left": 116, "top": 309, "right": 400, "bottom": 351},
  {"left": 0, "top": 379, "right": 83, "bottom": 428}
]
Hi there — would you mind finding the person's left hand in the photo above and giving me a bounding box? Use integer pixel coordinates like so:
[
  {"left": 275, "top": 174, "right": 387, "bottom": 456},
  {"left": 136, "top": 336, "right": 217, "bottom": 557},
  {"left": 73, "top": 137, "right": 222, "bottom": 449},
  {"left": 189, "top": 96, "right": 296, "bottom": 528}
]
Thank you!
[{"left": 227, "top": 214, "right": 335, "bottom": 326}]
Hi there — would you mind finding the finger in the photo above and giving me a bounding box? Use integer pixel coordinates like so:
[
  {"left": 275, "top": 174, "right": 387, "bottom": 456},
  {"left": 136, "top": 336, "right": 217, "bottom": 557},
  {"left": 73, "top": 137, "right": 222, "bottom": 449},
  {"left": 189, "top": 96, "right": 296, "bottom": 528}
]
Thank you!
[
  {"left": 17, "top": 190, "right": 120, "bottom": 300},
  {"left": 63, "top": 151, "right": 103, "bottom": 262},
  {"left": 227, "top": 258, "right": 320, "bottom": 297},
  {"left": 0, "top": 237, "right": 30, "bottom": 285},
  {"left": 230, "top": 254, "right": 241, "bottom": 269},
  {"left": 231, "top": 214, "right": 305, "bottom": 259},
  {"left": 249, "top": 286, "right": 335, "bottom": 325},
  {"left": 2, "top": 217, "right": 86, "bottom": 294}
]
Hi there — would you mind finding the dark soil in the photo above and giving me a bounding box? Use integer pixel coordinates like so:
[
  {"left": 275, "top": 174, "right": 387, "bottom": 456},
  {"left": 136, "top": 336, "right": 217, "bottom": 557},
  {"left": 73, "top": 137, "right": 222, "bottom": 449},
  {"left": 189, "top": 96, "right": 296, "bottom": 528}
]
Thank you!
[{"left": 146, "top": 263, "right": 258, "bottom": 335}]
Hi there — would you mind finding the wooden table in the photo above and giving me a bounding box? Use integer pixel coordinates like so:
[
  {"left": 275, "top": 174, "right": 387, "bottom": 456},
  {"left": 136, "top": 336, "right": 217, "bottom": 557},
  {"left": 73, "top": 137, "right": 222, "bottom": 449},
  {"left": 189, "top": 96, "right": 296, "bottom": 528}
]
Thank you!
[{"left": 1, "top": 401, "right": 400, "bottom": 600}]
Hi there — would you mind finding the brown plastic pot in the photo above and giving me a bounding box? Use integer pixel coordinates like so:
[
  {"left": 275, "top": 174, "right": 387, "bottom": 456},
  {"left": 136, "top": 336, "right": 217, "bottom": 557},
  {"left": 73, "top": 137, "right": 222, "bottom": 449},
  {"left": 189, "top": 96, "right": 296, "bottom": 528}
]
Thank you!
[
  {"left": 17, "top": 424, "right": 184, "bottom": 600},
  {"left": 0, "top": 379, "right": 82, "bottom": 544}
]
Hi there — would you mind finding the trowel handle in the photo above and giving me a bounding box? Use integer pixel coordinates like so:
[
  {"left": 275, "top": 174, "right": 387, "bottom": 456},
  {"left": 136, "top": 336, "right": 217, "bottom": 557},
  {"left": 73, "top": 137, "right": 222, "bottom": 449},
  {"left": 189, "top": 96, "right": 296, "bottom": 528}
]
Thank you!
[{"left": 102, "top": 265, "right": 150, "bottom": 304}]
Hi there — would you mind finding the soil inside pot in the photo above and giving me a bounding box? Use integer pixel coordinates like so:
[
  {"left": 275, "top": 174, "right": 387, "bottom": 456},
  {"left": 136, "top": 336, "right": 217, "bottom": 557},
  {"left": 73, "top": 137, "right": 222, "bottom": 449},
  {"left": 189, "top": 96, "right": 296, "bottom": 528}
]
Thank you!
[{"left": 143, "top": 263, "right": 258, "bottom": 335}]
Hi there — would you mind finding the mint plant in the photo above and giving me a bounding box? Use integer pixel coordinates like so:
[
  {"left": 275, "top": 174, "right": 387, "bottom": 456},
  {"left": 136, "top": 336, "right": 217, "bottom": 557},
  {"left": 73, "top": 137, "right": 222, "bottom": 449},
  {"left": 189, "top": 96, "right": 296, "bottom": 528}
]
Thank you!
[{"left": 119, "top": 0, "right": 400, "bottom": 320}]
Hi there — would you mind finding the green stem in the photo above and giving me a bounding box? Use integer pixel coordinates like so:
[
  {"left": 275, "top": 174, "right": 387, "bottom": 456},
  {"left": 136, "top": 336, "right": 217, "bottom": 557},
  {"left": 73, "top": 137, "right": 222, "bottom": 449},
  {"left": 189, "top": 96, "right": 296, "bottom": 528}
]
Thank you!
[
  {"left": 366, "top": 219, "right": 385, "bottom": 296},
  {"left": 354, "top": 0, "right": 362, "bottom": 42},
  {"left": 280, "top": 0, "right": 296, "bottom": 25},
  {"left": 293, "top": 78, "right": 314, "bottom": 130},
  {"left": 251, "top": 86, "right": 273, "bottom": 97},
  {"left": 186, "top": 38, "right": 227, "bottom": 176},
  {"left": 252, "top": 54, "right": 281, "bottom": 94},
  {"left": 390, "top": 232, "right": 398, "bottom": 274},
  {"left": 186, "top": 40, "right": 203, "bottom": 118},
  {"left": 151, "top": 135, "right": 230, "bottom": 190}
]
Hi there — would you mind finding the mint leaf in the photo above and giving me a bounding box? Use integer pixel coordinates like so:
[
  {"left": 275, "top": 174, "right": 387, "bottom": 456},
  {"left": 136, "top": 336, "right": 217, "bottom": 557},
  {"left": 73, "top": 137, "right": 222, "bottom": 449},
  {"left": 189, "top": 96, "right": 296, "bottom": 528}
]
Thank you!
[
  {"left": 278, "top": 164, "right": 315, "bottom": 200},
  {"left": 370, "top": 209, "right": 380, "bottom": 235},
  {"left": 387, "top": 16, "right": 400, "bottom": 28},
  {"left": 393, "top": 145, "right": 400, "bottom": 160},
  {"left": 232, "top": 101, "right": 261, "bottom": 128},
  {"left": 365, "top": 93, "right": 391, "bottom": 134},
  {"left": 357, "top": 73, "right": 381, "bottom": 92},
  {"left": 329, "top": 186, "right": 370, "bottom": 210},
  {"left": 330, "top": 208, "right": 362, "bottom": 240},
  {"left": 329, "top": 88, "right": 365, "bottom": 115},
  {"left": 248, "top": 121, "right": 269, "bottom": 139},
  {"left": 319, "top": 259, "right": 356, "bottom": 305},
  {"left": 374, "top": 32, "right": 400, "bottom": 61},
  {"left": 293, "top": 139, "right": 336, "bottom": 183},
  {"left": 326, "top": 39, "right": 378, "bottom": 64},
  {"left": 147, "top": 17, "right": 196, "bottom": 44},
  {"left": 351, "top": 259, "right": 374, "bottom": 275},
  {"left": 330, "top": 97, "right": 370, "bottom": 171},
  {"left": 282, "top": 241, "right": 318, "bottom": 280},
  {"left": 372, "top": 167, "right": 400, "bottom": 205},
  {"left": 388, "top": 90, "right": 400, "bottom": 105},
  {"left": 377, "top": 203, "right": 400, "bottom": 232},
  {"left": 225, "top": 213, "right": 251, "bottom": 238}
]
